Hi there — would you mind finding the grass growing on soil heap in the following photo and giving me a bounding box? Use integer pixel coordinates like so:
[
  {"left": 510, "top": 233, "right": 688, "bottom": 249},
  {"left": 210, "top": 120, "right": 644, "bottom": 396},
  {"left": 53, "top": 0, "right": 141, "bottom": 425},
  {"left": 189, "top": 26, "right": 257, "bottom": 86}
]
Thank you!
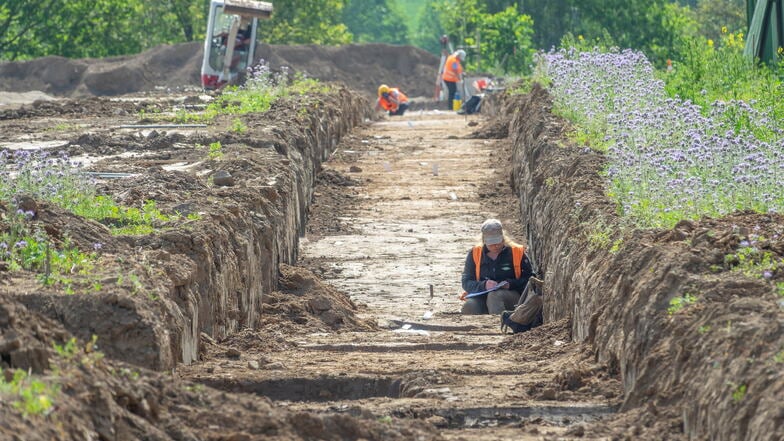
[
  {"left": 174, "top": 62, "right": 332, "bottom": 123},
  {"left": 0, "top": 149, "right": 186, "bottom": 291}
]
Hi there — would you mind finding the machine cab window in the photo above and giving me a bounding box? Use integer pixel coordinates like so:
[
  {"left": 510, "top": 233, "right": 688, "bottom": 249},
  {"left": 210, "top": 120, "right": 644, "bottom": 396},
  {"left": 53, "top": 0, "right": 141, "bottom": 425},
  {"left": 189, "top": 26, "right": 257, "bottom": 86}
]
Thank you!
[{"left": 201, "top": 0, "right": 272, "bottom": 90}]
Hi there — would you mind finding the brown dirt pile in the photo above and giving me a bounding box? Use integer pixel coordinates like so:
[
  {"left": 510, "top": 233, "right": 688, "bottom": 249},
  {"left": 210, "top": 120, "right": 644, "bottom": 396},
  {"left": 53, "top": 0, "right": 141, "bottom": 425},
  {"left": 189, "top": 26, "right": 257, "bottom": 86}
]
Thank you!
[
  {"left": 262, "top": 263, "right": 377, "bottom": 334},
  {"left": 0, "top": 295, "right": 438, "bottom": 441},
  {"left": 0, "top": 42, "right": 439, "bottom": 100}
]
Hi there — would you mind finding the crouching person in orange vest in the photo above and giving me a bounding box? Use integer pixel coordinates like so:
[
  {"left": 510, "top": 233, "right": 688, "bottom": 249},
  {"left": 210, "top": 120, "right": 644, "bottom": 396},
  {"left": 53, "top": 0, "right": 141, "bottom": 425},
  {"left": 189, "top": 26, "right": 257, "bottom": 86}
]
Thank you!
[
  {"left": 376, "top": 84, "right": 410, "bottom": 116},
  {"left": 459, "top": 219, "right": 533, "bottom": 315}
]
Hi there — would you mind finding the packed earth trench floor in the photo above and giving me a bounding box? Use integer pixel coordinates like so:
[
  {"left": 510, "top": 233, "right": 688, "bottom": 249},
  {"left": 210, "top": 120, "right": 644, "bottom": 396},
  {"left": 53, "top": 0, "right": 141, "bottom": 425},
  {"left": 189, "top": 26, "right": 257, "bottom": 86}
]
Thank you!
[{"left": 180, "top": 111, "right": 622, "bottom": 440}]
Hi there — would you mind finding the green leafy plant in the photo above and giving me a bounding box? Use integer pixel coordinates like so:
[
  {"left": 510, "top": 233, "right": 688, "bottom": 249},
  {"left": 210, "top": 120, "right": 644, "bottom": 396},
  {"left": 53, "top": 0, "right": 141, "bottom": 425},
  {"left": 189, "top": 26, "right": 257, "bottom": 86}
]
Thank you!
[
  {"left": 53, "top": 337, "right": 80, "bottom": 359},
  {"left": 208, "top": 141, "right": 224, "bottom": 160},
  {"left": 73, "top": 197, "right": 177, "bottom": 236},
  {"left": 377, "top": 415, "right": 393, "bottom": 424},
  {"left": 585, "top": 221, "right": 616, "bottom": 251},
  {"left": 668, "top": 293, "right": 697, "bottom": 315},
  {"left": 53, "top": 335, "right": 104, "bottom": 367},
  {"left": 563, "top": 125, "right": 612, "bottom": 152},
  {"left": 0, "top": 209, "right": 97, "bottom": 291},
  {"left": 230, "top": 118, "right": 246, "bottom": 134},
  {"left": 731, "top": 383, "right": 747, "bottom": 402},
  {"left": 0, "top": 369, "right": 59, "bottom": 416},
  {"left": 174, "top": 64, "right": 331, "bottom": 123},
  {"left": 724, "top": 243, "right": 783, "bottom": 278},
  {"left": 609, "top": 238, "right": 624, "bottom": 254}
]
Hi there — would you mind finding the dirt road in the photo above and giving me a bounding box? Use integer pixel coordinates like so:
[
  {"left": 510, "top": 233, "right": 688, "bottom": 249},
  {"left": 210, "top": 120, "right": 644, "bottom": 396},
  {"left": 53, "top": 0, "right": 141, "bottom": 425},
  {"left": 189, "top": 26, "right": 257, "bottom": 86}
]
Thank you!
[{"left": 178, "top": 111, "right": 622, "bottom": 440}]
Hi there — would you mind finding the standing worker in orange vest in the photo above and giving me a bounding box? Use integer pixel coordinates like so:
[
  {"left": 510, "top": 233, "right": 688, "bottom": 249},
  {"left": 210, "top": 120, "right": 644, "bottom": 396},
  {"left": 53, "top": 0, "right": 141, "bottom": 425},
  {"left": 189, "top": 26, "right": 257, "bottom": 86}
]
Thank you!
[
  {"left": 375, "top": 84, "right": 410, "bottom": 116},
  {"left": 459, "top": 219, "right": 534, "bottom": 315},
  {"left": 442, "top": 49, "right": 465, "bottom": 111}
]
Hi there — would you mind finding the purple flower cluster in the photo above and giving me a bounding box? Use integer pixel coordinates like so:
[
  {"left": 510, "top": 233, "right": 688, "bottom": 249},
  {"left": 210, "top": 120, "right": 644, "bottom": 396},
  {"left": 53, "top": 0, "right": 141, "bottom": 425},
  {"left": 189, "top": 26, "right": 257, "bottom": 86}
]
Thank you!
[
  {"left": 0, "top": 149, "right": 94, "bottom": 209},
  {"left": 537, "top": 48, "right": 784, "bottom": 228},
  {"left": 244, "top": 59, "right": 292, "bottom": 94}
]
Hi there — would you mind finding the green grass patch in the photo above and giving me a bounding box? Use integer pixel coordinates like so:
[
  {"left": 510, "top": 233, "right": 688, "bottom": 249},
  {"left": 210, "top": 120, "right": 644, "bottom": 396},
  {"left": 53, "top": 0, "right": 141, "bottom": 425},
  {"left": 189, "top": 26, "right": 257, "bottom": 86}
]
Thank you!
[
  {"left": 175, "top": 68, "right": 332, "bottom": 123},
  {"left": 668, "top": 293, "right": 697, "bottom": 315},
  {"left": 208, "top": 142, "right": 224, "bottom": 160},
  {"left": 71, "top": 197, "right": 177, "bottom": 236},
  {"left": 723, "top": 243, "right": 783, "bottom": 279},
  {"left": 0, "top": 369, "right": 59, "bottom": 416}
]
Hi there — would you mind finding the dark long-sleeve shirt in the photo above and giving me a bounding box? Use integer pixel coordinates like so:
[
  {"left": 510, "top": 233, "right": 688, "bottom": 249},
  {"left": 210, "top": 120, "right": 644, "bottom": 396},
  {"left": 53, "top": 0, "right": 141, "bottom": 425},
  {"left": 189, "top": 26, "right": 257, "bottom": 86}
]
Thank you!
[{"left": 461, "top": 245, "right": 533, "bottom": 294}]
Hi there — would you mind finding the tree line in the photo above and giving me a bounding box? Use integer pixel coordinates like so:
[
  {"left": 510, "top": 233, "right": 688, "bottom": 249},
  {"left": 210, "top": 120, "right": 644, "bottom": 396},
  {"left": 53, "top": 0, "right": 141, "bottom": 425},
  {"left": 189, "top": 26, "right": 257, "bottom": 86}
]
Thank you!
[{"left": 1, "top": 0, "right": 747, "bottom": 74}]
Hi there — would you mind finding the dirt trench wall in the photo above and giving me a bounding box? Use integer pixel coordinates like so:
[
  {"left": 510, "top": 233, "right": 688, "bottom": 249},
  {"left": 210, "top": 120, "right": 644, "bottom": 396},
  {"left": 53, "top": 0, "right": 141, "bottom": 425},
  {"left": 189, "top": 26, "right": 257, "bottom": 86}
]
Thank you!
[
  {"left": 505, "top": 85, "right": 784, "bottom": 440},
  {"left": 18, "top": 89, "right": 369, "bottom": 371},
  {"left": 150, "top": 90, "right": 368, "bottom": 367}
]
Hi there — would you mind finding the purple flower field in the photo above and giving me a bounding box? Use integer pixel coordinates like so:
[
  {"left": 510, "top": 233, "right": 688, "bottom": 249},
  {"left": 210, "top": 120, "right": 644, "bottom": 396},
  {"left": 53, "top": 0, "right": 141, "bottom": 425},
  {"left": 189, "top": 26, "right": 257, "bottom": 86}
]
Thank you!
[
  {"left": 536, "top": 48, "right": 784, "bottom": 228},
  {"left": 0, "top": 149, "right": 93, "bottom": 206}
]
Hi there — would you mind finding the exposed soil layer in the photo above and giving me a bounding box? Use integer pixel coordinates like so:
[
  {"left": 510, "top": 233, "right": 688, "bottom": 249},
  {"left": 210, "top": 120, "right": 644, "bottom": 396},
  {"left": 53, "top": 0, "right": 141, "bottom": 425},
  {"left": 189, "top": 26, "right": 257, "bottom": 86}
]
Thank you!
[
  {"left": 503, "top": 85, "right": 784, "bottom": 440},
  {"left": 0, "top": 42, "right": 438, "bottom": 101},
  {"left": 0, "top": 44, "right": 781, "bottom": 441},
  {"left": 1, "top": 83, "right": 371, "bottom": 372}
]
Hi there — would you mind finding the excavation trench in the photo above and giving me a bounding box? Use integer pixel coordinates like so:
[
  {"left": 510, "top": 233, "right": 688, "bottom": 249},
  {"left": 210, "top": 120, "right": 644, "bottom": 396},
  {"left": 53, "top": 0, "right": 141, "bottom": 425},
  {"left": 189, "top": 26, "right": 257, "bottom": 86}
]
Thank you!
[
  {"left": 177, "top": 109, "right": 624, "bottom": 441},
  {"left": 1, "top": 76, "right": 780, "bottom": 439},
  {"left": 187, "top": 89, "right": 782, "bottom": 440}
]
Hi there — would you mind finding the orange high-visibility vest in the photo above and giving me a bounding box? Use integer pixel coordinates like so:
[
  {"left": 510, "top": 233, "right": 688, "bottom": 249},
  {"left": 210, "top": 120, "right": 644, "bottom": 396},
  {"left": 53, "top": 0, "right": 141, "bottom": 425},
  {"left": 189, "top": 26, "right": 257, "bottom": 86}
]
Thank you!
[
  {"left": 442, "top": 54, "right": 463, "bottom": 82},
  {"left": 378, "top": 88, "right": 408, "bottom": 111},
  {"left": 471, "top": 245, "right": 525, "bottom": 281}
]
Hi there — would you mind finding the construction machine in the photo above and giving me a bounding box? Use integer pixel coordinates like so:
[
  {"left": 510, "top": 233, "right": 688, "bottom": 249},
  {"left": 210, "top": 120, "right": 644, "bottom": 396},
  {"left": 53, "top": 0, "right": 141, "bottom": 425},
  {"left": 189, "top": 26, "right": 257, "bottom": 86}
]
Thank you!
[{"left": 200, "top": 0, "right": 273, "bottom": 90}]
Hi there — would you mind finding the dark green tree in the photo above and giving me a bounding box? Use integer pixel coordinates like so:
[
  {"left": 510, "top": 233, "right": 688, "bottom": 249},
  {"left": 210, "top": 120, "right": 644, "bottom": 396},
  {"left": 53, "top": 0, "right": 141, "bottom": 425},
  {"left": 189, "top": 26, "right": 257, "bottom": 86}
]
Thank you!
[
  {"left": 258, "top": 0, "right": 351, "bottom": 44},
  {"left": 695, "top": 0, "right": 746, "bottom": 42},
  {"left": 342, "top": 0, "right": 409, "bottom": 44},
  {"left": 0, "top": 0, "right": 62, "bottom": 59},
  {"left": 0, "top": 0, "right": 205, "bottom": 60},
  {"left": 430, "top": 0, "right": 535, "bottom": 74},
  {"left": 517, "top": 0, "right": 576, "bottom": 50},
  {"left": 411, "top": 2, "right": 446, "bottom": 54},
  {"left": 476, "top": 6, "right": 534, "bottom": 73}
]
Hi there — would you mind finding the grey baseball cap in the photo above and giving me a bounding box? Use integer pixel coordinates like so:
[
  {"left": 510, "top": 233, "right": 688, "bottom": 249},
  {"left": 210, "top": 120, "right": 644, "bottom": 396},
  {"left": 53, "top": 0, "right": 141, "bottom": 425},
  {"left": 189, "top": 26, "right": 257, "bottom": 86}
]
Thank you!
[{"left": 481, "top": 218, "right": 504, "bottom": 245}]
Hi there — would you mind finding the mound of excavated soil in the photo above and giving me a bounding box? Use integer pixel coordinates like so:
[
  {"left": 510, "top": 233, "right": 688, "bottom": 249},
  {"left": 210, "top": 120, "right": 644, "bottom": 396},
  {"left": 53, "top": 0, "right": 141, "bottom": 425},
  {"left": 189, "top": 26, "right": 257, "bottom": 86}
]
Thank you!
[
  {"left": 0, "top": 295, "right": 439, "bottom": 441},
  {"left": 0, "top": 42, "right": 439, "bottom": 100},
  {"left": 256, "top": 43, "right": 439, "bottom": 99}
]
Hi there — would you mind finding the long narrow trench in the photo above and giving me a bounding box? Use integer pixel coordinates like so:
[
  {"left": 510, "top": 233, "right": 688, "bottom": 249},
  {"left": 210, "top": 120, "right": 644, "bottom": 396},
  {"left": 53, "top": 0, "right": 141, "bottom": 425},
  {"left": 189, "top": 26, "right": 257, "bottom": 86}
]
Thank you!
[
  {"left": 181, "top": 111, "right": 621, "bottom": 440},
  {"left": 294, "top": 112, "right": 619, "bottom": 439}
]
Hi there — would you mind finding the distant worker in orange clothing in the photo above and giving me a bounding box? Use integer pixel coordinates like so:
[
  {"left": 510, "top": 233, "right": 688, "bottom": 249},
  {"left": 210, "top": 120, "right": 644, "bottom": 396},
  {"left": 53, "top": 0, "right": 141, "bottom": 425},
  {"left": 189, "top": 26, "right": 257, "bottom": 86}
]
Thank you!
[
  {"left": 442, "top": 49, "right": 465, "bottom": 111},
  {"left": 375, "top": 84, "right": 410, "bottom": 116}
]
